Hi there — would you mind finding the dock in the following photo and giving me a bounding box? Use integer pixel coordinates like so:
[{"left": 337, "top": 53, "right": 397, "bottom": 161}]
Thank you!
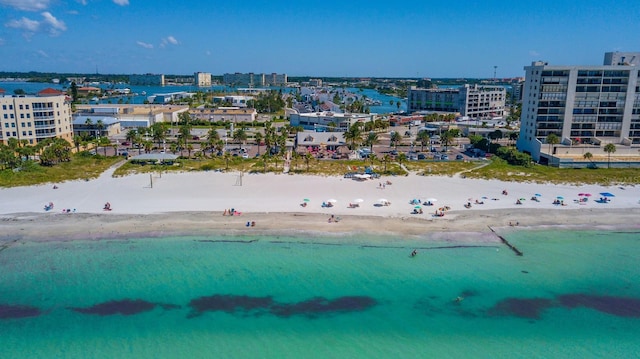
[{"left": 488, "top": 226, "right": 523, "bottom": 256}]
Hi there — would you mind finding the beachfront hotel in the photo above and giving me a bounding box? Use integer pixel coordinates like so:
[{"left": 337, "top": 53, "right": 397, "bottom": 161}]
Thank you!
[
  {"left": 516, "top": 52, "right": 640, "bottom": 165},
  {"left": 407, "top": 84, "right": 506, "bottom": 120},
  {"left": 288, "top": 110, "right": 375, "bottom": 131},
  {"left": 0, "top": 89, "right": 73, "bottom": 145}
]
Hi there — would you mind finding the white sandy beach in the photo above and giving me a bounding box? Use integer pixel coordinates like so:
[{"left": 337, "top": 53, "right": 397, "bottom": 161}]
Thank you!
[{"left": 1, "top": 165, "right": 639, "bottom": 240}]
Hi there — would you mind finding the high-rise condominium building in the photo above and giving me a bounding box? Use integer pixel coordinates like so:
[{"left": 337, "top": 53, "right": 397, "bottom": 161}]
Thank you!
[
  {"left": 516, "top": 56, "right": 640, "bottom": 162},
  {"left": 194, "top": 72, "right": 212, "bottom": 87}
]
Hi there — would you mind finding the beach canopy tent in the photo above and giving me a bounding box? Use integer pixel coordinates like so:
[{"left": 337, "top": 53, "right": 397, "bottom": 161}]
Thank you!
[{"left": 130, "top": 153, "right": 178, "bottom": 164}]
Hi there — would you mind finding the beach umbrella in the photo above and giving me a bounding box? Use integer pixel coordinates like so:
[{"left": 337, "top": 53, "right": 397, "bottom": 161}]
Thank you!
[
  {"left": 600, "top": 192, "right": 615, "bottom": 197},
  {"left": 519, "top": 198, "right": 526, "bottom": 201},
  {"left": 584, "top": 193, "right": 592, "bottom": 197},
  {"left": 327, "top": 199, "right": 338, "bottom": 203},
  {"left": 556, "top": 196, "right": 564, "bottom": 200},
  {"left": 353, "top": 198, "right": 364, "bottom": 203},
  {"left": 535, "top": 193, "right": 542, "bottom": 197},
  {"left": 425, "top": 198, "right": 438, "bottom": 203},
  {"left": 303, "top": 198, "right": 310, "bottom": 202},
  {"left": 378, "top": 198, "right": 388, "bottom": 204},
  {"left": 414, "top": 205, "right": 422, "bottom": 209},
  {"left": 578, "top": 193, "right": 585, "bottom": 196}
]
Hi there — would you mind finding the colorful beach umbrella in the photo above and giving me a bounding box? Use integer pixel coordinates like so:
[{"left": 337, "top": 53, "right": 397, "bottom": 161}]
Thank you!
[
  {"left": 414, "top": 205, "right": 422, "bottom": 209},
  {"left": 303, "top": 198, "right": 310, "bottom": 202},
  {"left": 535, "top": 193, "right": 542, "bottom": 197},
  {"left": 556, "top": 196, "right": 564, "bottom": 200},
  {"left": 600, "top": 192, "right": 615, "bottom": 197}
]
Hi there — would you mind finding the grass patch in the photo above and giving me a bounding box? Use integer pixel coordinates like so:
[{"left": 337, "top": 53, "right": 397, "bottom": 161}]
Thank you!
[
  {"left": 404, "top": 160, "right": 481, "bottom": 176},
  {"left": 0, "top": 154, "right": 123, "bottom": 188},
  {"left": 464, "top": 158, "right": 640, "bottom": 185}
]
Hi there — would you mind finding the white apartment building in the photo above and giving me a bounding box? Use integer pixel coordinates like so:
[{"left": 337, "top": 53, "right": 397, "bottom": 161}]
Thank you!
[
  {"left": 288, "top": 110, "right": 375, "bottom": 131},
  {"left": 516, "top": 59, "right": 640, "bottom": 162},
  {"left": 0, "top": 93, "right": 73, "bottom": 145},
  {"left": 190, "top": 107, "right": 257, "bottom": 123},
  {"left": 194, "top": 72, "right": 212, "bottom": 87},
  {"left": 223, "top": 72, "right": 287, "bottom": 87},
  {"left": 408, "top": 84, "right": 505, "bottom": 119}
]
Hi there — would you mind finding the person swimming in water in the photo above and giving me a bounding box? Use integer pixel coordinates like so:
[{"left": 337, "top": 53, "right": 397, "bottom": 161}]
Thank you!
[{"left": 411, "top": 249, "right": 418, "bottom": 257}]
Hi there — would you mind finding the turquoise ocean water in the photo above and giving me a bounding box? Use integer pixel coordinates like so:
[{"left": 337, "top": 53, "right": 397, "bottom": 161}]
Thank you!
[{"left": 1, "top": 230, "right": 639, "bottom": 358}]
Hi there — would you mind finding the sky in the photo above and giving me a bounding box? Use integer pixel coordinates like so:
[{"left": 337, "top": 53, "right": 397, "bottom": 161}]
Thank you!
[{"left": 0, "top": 0, "right": 639, "bottom": 78}]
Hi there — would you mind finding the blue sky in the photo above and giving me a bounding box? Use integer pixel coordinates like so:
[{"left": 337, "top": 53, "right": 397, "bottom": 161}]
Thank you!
[{"left": 0, "top": 0, "right": 639, "bottom": 78}]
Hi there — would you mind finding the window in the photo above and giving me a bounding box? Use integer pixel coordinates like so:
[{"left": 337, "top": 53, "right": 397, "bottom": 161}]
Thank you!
[
  {"left": 26, "top": 114, "right": 30, "bottom": 118},
  {"left": 5, "top": 132, "right": 9, "bottom": 136},
  {"left": 22, "top": 131, "right": 26, "bottom": 136},
  {"left": 9, "top": 105, "right": 13, "bottom": 110},
  {"left": 10, "top": 114, "right": 14, "bottom": 118},
  {"left": 11, "top": 123, "right": 15, "bottom": 127},
  {"left": 19, "top": 105, "right": 23, "bottom": 110},
  {"left": 3, "top": 122, "right": 7, "bottom": 127},
  {"left": 20, "top": 114, "right": 24, "bottom": 119},
  {"left": 3, "top": 114, "right": 6, "bottom": 119},
  {"left": 2, "top": 105, "right": 5, "bottom": 110},
  {"left": 28, "top": 131, "right": 32, "bottom": 135},
  {"left": 21, "top": 122, "right": 25, "bottom": 127},
  {"left": 25, "top": 105, "right": 29, "bottom": 110}
]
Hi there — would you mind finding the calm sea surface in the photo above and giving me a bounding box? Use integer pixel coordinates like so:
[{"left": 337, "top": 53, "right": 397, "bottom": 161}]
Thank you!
[{"left": 1, "top": 230, "right": 639, "bottom": 358}]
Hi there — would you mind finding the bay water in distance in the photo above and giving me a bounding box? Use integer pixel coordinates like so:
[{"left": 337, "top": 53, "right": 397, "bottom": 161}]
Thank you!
[{"left": 1, "top": 230, "right": 639, "bottom": 358}]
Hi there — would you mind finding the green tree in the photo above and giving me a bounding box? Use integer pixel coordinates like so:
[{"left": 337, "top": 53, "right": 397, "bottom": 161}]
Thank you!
[
  {"left": 363, "top": 132, "right": 379, "bottom": 153},
  {"left": 233, "top": 128, "right": 248, "bottom": 150},
  {"left": 382, "top": 154, "right": 391, "bottom": 172},
  {"left": 70, "top": 82, "right": 78, "bottom": 102},
  {"left": 441, "top": 130, "right": 455, "bottom": 152},
  {"left": 254, "top": 132, "right": 263, "bottom": 155},
  {"left": 304, "top": 152, "right": 313, "bottom": 172},
  {"left": 546, "top": 133, "right": 559, "bottom": 156},
  {"left": 343, "top": 123, "right": 363, "bottom": 150},
  {"left": 416, "top": 130, "right": 430, "bottom": 152},
  {"left": 603, "top": 143, "right": 616, "bottom": 168},
  {"left": 390, "top": 131, "right": 403, "bottom": 149}
]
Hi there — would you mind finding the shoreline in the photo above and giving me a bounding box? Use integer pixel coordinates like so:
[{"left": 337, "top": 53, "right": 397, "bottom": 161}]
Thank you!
[{"left": 2, "top": 208, "right": 640, "bottom": 244}]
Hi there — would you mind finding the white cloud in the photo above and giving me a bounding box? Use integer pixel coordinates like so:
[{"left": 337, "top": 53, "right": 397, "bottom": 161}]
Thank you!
[
  {"left": 112, "top": 0, "right": 129, "bottom": 5},
  {"left": 5, "top": 12, "right": 67, "bottom": 37},
  {"left": 529, "top": 50, "right": 540, "bottom": 57},
  {"left": 160, "top": 35, "right": 179, "bottom": 48},
  {"left": 41, "top": 11, "right": 66, "bottom": 35},
  {"left": 136, "top": 41, "right": 153, "bottom": 49},
  {"left": 37, "top": 49, "right": 49, "bottom": 57},
  {"left": 76, "top": 0, "right": 87, "bottom": 5},
  {"left": 166, "top": 35, "right": 178, "bottom": 45},
  {"left": 0, "top": 0, "right": 50, "bottom": 11},
  {"left": 5, "top": 17, "right": 40, "bottom": 33}
]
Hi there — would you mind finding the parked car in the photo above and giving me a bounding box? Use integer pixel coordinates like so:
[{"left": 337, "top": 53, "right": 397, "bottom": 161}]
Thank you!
[
  {"left": 456, "top": 154, "right": 464, "bottom": 160},
  {"left": 121, "top": 141, "right": 130, "bottom": 146},
  {"left": 441, "top": 154, "right": 449, "bottom": 160},
  {"left": 417, "top": 154, "right": 426, "bottom": 160},
  {"left": 242, "top": 153, "right": 249, "bottom": 159}
]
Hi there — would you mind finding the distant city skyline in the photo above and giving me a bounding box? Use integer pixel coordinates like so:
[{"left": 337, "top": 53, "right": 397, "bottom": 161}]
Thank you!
[{"left": 0, "top": 0, "right": 638, "bottom": 78}]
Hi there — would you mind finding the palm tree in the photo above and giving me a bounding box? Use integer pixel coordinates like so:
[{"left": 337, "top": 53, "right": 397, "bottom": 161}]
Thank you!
[
  {"left": 603, "top": 143, "right": 616, "bottom": 168},
  {"left": 583, "top": 152, "right": 594, "bottom": 167},
  {"left": 397, "top": 152, "right": 407, "bottom": 167},
  {"left": 98, "top": 137, "right": 111, "bottom": 156},
  {"left": 254, "top": 132, "right": 263, "bottom": 155},
  {"left": 304, "top": 152, "right": 313, "bottom": 172},
  {"left": 368, "top": 153, "right": 377, "bottom": 166},
  {"left": 233, "top": 128, "right": 248, "bottom": 150},
  {"left": 382, "top": 154, "right": 391, "bottom": 172},
  {"left": 416, "top": 131, "right": 430, "bottom": 152},
  {"left": 441, "top": 131, "right": 454, "bottom": 152},
  {"left": 546, "top": 133, "right": 559, "bottom": 156},
  {"left": 95, "top": 119, "right": 105, "bottom": 139},
  {"left": 343, "top": 123, "right": 363, "bottom": 150},
  {"left": 84, "top": 118, "right": 94, "bottom": 138},
  {"left": 363, "top": 132, "right": 379, "bottom": 154},
  {"left": 261, "top": 152, "right": 270, "bottom": 173},
  {"left": 223, "top": 152, "right": 232, "bottom": 170},
  {"left": 390, "top": 131, "right": 402, "bottom": 149}
]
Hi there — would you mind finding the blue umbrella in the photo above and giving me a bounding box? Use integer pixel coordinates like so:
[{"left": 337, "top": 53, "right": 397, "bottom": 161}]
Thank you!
[
  {"left": 556, "top": 196, "right": 564, "bottom": 200},
  {"left": 600, "top": 192, "right": 615, "bottom": 197},
  {"left": 535, "top": 193, "right": 542, "bottom": 197}
]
